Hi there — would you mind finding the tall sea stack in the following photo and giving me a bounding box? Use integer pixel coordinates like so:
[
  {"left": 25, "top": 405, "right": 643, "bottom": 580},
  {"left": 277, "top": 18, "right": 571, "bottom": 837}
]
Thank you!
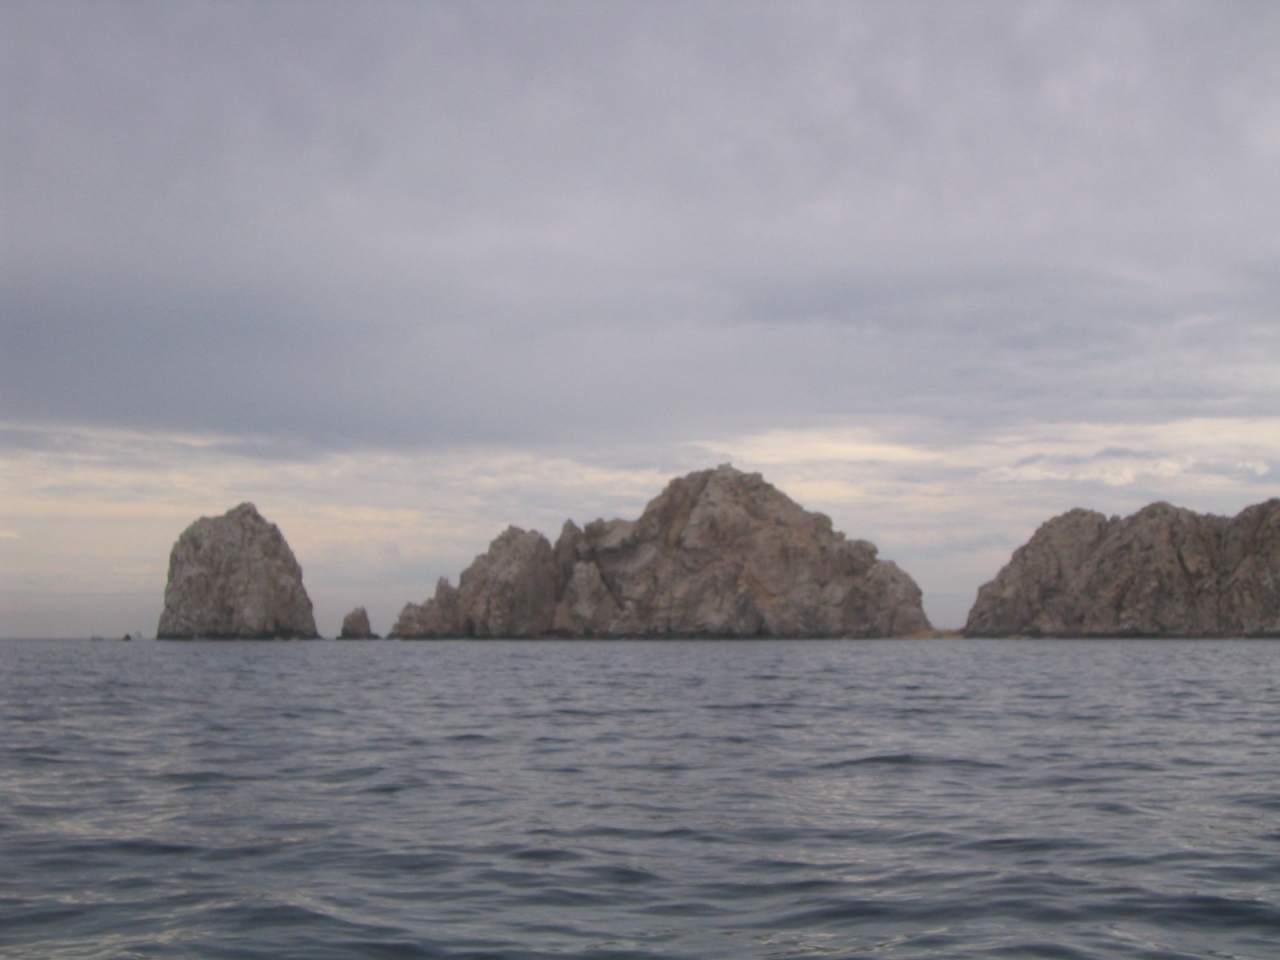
[
  {"left": 157, "top": 503, "right": 319, "bottom": 639},
  {"left": 392, "top": 465, "right": 930, "bottom": 638},
  {"left": 966, "top": 499, "right": 1280, "bottom": 637}
]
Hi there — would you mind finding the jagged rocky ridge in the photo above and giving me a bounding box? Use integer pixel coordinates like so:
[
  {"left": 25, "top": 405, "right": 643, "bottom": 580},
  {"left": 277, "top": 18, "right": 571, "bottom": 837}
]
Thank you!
[
  {"left": 157, "top": 503, "right": 318, "bottom": 639},
  {"left": 392, "top": 465, "right": 931, "bottom": 638},
  {"left": 966, "top": 499, "right": 1280, "bottom": 637}
]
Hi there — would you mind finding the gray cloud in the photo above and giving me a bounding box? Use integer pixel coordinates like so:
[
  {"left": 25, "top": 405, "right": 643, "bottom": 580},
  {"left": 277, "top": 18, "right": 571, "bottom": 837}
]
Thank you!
[
  {"left": 7, "top": 2, "right": 1280, "bottom": 455},
  {"left": 6, "top": 2, "right": 1280, "bottom": 633}
]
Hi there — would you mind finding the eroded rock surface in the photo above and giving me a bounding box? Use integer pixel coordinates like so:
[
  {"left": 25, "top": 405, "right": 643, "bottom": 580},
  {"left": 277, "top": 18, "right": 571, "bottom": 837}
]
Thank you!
[
  {"left": 393, "top": 527, "right": 560, "bottom": 638},
  {"left": 339, "top": 606, "right": 379, "bottom": 639},
  {"left": 157, "top": 503, "right": 318, "bottom": 639},
  {"left": 392, "top": 465, "right": 930, "bottom": 638},
  {"left": 966, "top": 499, "right": 1280, "bottom": 637}
]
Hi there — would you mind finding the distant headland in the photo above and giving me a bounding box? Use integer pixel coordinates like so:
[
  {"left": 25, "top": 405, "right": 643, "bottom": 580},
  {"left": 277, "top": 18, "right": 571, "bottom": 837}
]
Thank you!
[
  {"left": 153, "top": 468, "right": 1280, "bottom": 640},
  {"left": 966, "top": 499, "right": 1280, "bottom": 638}
]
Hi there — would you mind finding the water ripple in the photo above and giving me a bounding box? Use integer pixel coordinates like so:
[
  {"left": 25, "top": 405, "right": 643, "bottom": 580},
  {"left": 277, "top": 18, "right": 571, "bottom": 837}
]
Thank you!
[{"left": 1, "top": 638, "right": 1278, "bottom": 959}]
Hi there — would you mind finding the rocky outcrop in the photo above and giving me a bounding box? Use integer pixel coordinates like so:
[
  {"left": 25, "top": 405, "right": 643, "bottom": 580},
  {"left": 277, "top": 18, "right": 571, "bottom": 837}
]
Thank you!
[
  {"left": 392, "top": 527, "right": 561, "bottom": 638},
  {"left": 966, "top": 499, "right": 1280, "bottom": 637},
  {"left": 157, "top": 503, "right": 318, "bottom": 639},
  {"left": 339, "top": 606, "right": 379, "bottom": 639},
  {"left": 391, "top": 465, "right": 930, "bottom": 638}
]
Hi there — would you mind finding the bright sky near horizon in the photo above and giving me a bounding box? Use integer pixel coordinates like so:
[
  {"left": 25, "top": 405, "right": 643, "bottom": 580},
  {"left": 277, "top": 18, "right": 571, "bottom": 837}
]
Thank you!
[{"left": 4, "top": 1, "right": 1280, "bottom": 636}]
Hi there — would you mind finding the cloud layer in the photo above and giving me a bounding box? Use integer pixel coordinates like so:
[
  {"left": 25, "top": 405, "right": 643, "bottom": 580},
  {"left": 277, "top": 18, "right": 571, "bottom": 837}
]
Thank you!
[
  {"left": 4, "top": 2, "right": 1280, "bottom": 634},
  {"left": 4, "top": 417, "right": 1277, "bottom": 635}
]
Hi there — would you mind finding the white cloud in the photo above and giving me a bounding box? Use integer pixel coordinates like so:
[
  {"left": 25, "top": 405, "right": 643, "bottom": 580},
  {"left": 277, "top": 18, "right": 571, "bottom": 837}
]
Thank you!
[{"left": 5, "top": 415, "right": 1280, "bottom": 636}]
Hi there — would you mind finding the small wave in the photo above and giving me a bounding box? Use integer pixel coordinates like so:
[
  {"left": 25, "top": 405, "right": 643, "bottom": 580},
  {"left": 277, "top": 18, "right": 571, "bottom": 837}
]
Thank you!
[
  {"left": 514, "top": 886, "right": 614, "bottom": 907},
  {"left": 579, "top": 864, "right": 662, "bottom": 885},
  {"left": 1231, "top": 793, "right": 1280, "bottom": 811},
  {"left": 988, "top": 941, "right": 1096, "bottom": 959},
  {"left": 161, "top": 769, "right": 264, "bottom": 786},
  {"left": 1151, "top": 892, "right": 1280, "bottom": 931},
  {"left": 639, "top": 900, "right": 729, "bottom": 917},
  {"left": 316, "top": 764, "right": 386, "bottom": 784},
  {"left": 815, "top": 753, "right": 1005, "bottom": 770},
  {"left": 961, "top": 836, "right": 1101, "bottom": 854},
  {"left": 508, "top": 847, "right": 584, "bottom": 863},
  {"left": 364, "top": 779, "right": 423, "bottom": 795},
  {"left": 703, "top": 701, "right": 797, "bottom": 711},
  {"left": 702, "top": 877, "right": 847, "bottom": 902}
]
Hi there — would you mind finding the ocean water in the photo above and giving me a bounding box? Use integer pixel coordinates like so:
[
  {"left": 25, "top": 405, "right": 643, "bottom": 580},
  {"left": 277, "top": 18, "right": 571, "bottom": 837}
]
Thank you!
[{"left": 1, "top": 638, "right": 1278, "bottom": 960}]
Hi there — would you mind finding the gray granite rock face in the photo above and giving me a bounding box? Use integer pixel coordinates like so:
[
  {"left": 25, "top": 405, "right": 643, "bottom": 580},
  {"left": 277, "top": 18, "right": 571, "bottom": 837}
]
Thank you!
[
  {"left": 392, "top": 526, "right": 562, "bottom": 638},
  {"left": 339, "top": 606, "right": 379, "bottom": 639},
  {"left": 392, "top": 465, "right": 931, "bottom": 638},
  {"left": 157, "top": 503, "right": 318, "bottom": 639},
  {"left": 965, "top": 499, "right": 1280, "bottom": 637}
]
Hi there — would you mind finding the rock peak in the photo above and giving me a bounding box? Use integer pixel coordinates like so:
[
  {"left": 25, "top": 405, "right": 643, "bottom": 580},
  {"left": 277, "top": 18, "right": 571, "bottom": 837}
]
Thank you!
[
  {"left": 392, "top": 467, "right": 929, "bottom": 638},
  {"left": 157, "top": 504, "right": 318, "bottom": 639}
]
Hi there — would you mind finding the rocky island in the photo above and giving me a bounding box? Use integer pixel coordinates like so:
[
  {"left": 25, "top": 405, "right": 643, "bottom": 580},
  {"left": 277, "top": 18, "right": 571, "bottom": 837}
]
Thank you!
[
  {"left": 391, "top": 465, "right": 930, "bottom": 638},
  {"left": 156, "top": 503, "right": 319, "bottom": 639},
  {"left": 339, "top": 606, "right": 379, "bottom": 639},
  {"left": 965, "top": 499, "right": 1280, "bottom": 637}
]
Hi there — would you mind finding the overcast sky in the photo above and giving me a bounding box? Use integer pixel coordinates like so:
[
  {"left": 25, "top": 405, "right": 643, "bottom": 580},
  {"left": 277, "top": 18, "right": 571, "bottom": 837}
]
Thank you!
[{"left": 4, "top": 1, "right": 1280, "bottom": 636}]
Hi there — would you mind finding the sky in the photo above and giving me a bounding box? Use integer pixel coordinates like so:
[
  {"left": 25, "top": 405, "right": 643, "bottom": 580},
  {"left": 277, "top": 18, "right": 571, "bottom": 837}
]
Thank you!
[{"left": 4, "top": 1, "right": 1280, "bottom": 636}]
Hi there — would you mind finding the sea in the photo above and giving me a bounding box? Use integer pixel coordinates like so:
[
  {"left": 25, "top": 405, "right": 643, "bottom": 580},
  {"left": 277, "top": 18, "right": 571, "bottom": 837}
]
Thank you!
[{"left": 1, "top": 638, "right": 1278, "bottom": 960}]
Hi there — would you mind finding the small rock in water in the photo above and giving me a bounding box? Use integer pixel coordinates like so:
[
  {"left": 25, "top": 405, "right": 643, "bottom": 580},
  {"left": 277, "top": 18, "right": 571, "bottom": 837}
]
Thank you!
[{"left": 338, "top": 606, "right": 380, "bottom": 639}]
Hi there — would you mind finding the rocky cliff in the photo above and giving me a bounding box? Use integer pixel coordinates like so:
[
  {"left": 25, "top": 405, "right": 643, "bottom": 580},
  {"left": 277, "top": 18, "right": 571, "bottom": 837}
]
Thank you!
[
  {"left": 392, "top": 465, "right": 930, "bottom": 638},
  {"left": 157, "top": 503, "right": 318, "bottom": 639},
  {"left": 965, "top": 499, "right": 1280, "bottom": 637}
]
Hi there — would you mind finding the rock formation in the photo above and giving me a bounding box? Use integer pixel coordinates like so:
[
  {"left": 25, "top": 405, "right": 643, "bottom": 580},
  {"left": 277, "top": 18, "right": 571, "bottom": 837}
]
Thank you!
[
  {"left": 392, "top": 465, "right": 931, "bottom": 638},
  {"left": 157, "top": 503, "right": 318, "bottom": 639},
  {"left": 339, "top": 606, "right": 379, "bottom": 639},
  {"left": 392, "top": 527, "right": 561, "bottom": 638},
  {"left": 965, "top": 499, "right": 1280, "bottom": 637}
]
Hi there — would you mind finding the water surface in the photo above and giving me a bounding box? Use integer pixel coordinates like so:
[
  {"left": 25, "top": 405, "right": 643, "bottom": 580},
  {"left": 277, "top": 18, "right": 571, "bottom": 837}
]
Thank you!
[{"left": 2, "top": 638, "right": 1278, "bottom": 959}]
